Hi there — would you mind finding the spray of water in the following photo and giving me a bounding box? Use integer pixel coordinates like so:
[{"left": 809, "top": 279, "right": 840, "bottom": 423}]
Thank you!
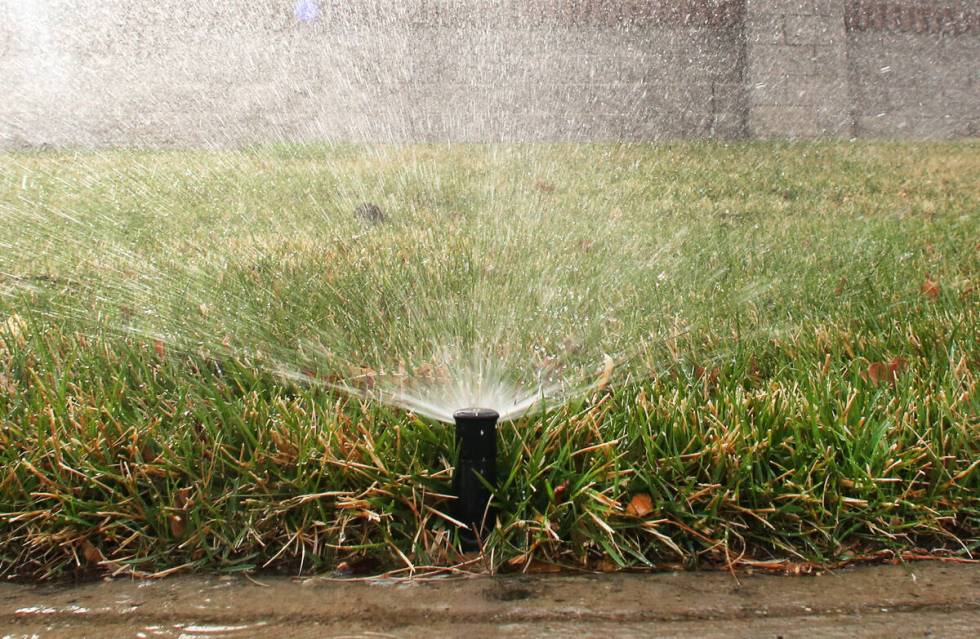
[{"left": 0, "top": 2, "right": 886, "bottom": 422}]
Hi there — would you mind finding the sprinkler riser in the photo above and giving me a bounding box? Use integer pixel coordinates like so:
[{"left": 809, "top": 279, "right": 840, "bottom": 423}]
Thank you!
[{"left": 452, "top": 408, "right": 498, "bottom": 550}]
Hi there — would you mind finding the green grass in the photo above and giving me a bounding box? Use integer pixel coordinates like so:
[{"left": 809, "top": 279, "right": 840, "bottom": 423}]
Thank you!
[{"left": 0, "top": 141, "right": 977, "bottom": 580}]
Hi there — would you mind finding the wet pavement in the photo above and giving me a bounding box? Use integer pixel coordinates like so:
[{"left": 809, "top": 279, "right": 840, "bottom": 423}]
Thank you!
[{"left": 1, "top": 562, "right": 977, "bottom": 638}]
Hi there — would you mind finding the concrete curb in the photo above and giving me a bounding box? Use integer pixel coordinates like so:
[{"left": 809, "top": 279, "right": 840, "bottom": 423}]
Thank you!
[{"left": 1, "top": 563, "right": 978, "bottom": 638}]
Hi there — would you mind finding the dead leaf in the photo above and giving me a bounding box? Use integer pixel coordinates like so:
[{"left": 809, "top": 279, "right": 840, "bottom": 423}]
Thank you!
[
  {"left": 865, "top": 362, "right": 888, "bottom": 385},
  {"left": 921, "top": 277, "right": 940, "bottom": 299},
  {"left": 333, "top": 556, "right": 379, "bottom": 576},
  {"left": 506, "top": 553, "right": 529, "bottom": 567},
  {"left": 153, "top": 339, "right": 166, "bottom": 359},
  {"left": 863, "top": 357, "right": 907, "bottom": 386},
  {"left": 169, "top": 514, "right": 185, "bottom": 538},
  {"left": 81, "top": 539, "right": 105, "bottom": 565},
  {"left": 626, "top": 493, "right": 654, "bottom": 518},
  {"left": 888, "top": 357, "right": 907, "bottom": 378},
  {"left": 552, "top": 480, "right": 570, "bottom": 502},
  {"left": 534, "top": 180, "right": 555, "bottom": 193},
  {"left": 596, "top": 559, "right": 620, "bottom": 572},
  {"left": 175, "top": 487, "right": 193, "bottom": 510}
]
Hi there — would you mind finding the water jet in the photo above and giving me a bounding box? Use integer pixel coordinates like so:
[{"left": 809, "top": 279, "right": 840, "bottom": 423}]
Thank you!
[{"left": 452, "top": 407, "right": 498, "bottom": 551}]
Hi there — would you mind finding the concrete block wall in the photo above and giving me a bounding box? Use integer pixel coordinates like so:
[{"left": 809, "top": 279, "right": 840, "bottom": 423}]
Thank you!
[
  {"left": 845, "top": 1, "right": 979, "bottom": 137},
  {"left": 0, "top": 0, "right": 976, "bottom": 146},
  {"left": 0, "top": 0, "right": 747, "bottom": 146},
  {"left": 745, "top": 1, "right": 852, "bottom": 137}
]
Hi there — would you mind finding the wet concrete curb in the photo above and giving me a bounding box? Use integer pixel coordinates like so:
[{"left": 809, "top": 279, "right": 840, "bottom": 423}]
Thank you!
[{"left": 1, "top": 563, "right": 978, "bottom": 638}]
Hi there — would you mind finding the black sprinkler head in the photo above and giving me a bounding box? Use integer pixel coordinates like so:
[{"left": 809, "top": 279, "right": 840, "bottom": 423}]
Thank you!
[{"left": 452, "top": 408, "right": 499, "bottom": 551}]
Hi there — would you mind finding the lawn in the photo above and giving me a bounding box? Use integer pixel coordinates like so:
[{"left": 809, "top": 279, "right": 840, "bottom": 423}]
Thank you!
[{"left": 0, "top": 141, "right": 977, "bottom": 580}]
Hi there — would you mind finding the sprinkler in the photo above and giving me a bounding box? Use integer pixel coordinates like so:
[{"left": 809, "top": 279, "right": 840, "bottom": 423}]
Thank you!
[{"left": 452, "top": 407, "right": 498, "bottom": 551}]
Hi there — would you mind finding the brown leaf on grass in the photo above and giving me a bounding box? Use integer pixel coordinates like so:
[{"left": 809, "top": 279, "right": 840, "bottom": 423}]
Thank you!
[
  {"left": 506, "top": 552, "right": 529, "bottom": 567},
  {"left": 153, "top": 339, "right": 166, "bottom": 359},
  {"left": 863, "top": 362, "right": 887, "bottom": 385},
  {"left": 921, "top": 277, "right": 940, "bottom": 299},
  {"left": 596, "top": 559, "right": 620, "bottom": 572},
  {"left": 626, "top": 493, "right": 654, "bottom": 518},
  {"left": 140, "top": 443, "right": 156, "bottom": 463},
  {"left": 534, "top": 180, "right": 556, "bottom": 193},
  {"left": 81, "top": 539, "right": 105, "bottom": 565},
  {"left": 552, "top": 480, "right": 570, "bottom": 502},
  {"left": 862, "top": 357, "right": 907, "bottom": 386},
  {"left": 888, "top": 357, "right": 908, "bottom": 377},
  {"left": 332, "top": 556, "right": 379, "bottom": 576},
  {"left": 169, "top": 514, "right": 185, "bottom": 538},
  {"left": 175, "top": 487, "right": 193, "bottom": 510}
]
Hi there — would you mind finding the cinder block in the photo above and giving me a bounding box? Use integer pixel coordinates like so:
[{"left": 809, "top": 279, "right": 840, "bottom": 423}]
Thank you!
[
  {"left": 748, "top": 44, "right": 835, "bottom": 78},
  {"left": 943, "top": 85, "right": 980, "bottom": 110},
  {"left": 745, "top": 13, "right": 786, "bottom": 44},
  {"left": 785, "top": 14, "right": 844, "bottom": 45},
  {"left": 749, "top": 76, "right": 848, "bottom": 107},
  {"left": 711, "top": 111, "right": 747, "bottom": 138},
  {"left": 812, "top": 44, "right": 848, "bottom": 73},
  {"left": 855, "top": 112, "right": 913, "bottom": 137},
  {"left": 746, "top": 1, "right": 841, "bottom": 17},
  {"left": 848, "top": 82, "right": 892, "bottom": 111},
  {"left": 713, "top": 82, "right": 747, "bottom": 110},
  {"left": 857, "top": 113, "right": 965, "bottom": 139},
  {"left": 749, "top": 105, "right": 820, "bottom": 136}
]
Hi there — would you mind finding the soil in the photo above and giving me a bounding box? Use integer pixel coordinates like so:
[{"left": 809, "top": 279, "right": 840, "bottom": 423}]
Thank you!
[{"left": 1, "top": 562, "right": 977, "bottom": 638}]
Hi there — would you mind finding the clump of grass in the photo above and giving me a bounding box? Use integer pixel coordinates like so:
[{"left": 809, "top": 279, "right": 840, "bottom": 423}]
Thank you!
[{"left": 0, "top": 141, "right": 977, "bottom": 580}]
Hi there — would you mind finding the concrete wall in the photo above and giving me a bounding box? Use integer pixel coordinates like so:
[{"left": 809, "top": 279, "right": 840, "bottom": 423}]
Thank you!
[
  {"left": 0, "top": 0, "right": 975, "bottom": 147},
  {"left": 846, "top": 1, "right": 979, "bottom": 137},
  {"left": 745, "top": 1, "right": 852, "bottom": 137}
]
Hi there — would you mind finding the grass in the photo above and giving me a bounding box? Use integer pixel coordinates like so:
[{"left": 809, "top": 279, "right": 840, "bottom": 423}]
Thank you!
[{"left": 0, "top": 141, "right": 977, "bottom": 580}]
